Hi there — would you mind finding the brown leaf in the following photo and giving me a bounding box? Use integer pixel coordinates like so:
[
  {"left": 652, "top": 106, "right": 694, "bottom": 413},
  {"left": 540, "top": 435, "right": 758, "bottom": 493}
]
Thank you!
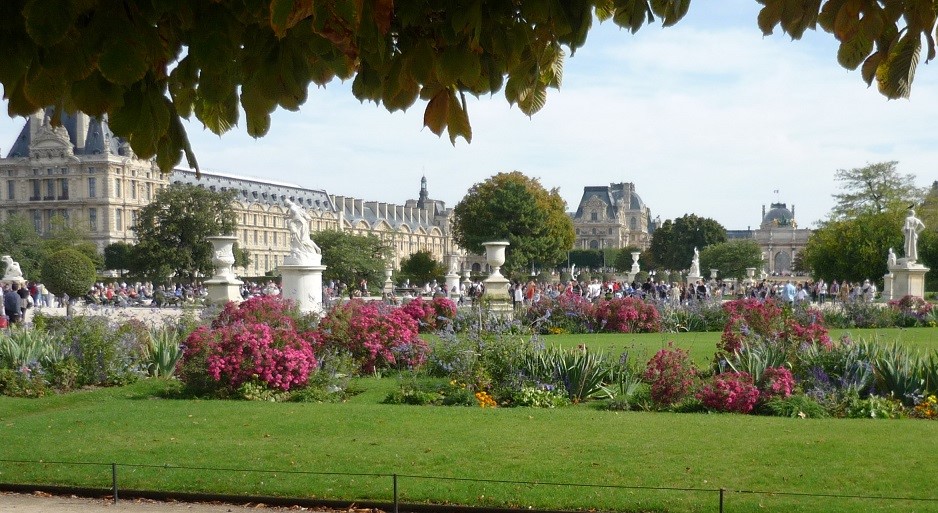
[
  {"left": 423, "top": 89, "right": 449, "bottom": 136},
  {"left": 373, "top": 0, "right": 394, "bottom": 35}
]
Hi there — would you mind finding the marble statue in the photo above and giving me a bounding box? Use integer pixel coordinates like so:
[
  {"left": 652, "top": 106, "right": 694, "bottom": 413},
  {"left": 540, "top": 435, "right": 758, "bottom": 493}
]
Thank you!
[
  {"left": 2, "top": 255, "right": 23, "bottom": 280},
  {"left": 689, "top": 247, "right": 700, "bottom": 276},
  {"left": 903, "top": 209, "right": 926, "bottom": 263},
  {"left": 888, "top": 247, "right": 897, "bottom": 267},
  {"left": 285, "top": 199, "right": 321, "bottom": 264}
]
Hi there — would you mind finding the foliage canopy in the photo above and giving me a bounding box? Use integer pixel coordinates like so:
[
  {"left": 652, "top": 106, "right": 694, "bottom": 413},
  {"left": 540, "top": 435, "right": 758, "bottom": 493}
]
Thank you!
[
  {"left": 830, "top": 161, "right": 924, "bottom": 220},
  {"left": 699, "top": 240, "right": 763, "bottom": 280},
  {"left": 3, "top": 1, "right": 935, "bottom": 173},
  {"left": 452, "top": 171, "right": 574, "bottom": 275},
  {"left": 132, "top": 184, "right": 238, "bottom": 282},
  {"left": 801, "top": 209, "right": 903, "bottom": 283},
  {"left": 312, "top": 229, "right": 390, "bottom": 292},
  {"left": 648, "top": 214, "right": 727, "bottom": 271},
  {"left": 40, "top": 248, "right": 97, "bottom": 298}
]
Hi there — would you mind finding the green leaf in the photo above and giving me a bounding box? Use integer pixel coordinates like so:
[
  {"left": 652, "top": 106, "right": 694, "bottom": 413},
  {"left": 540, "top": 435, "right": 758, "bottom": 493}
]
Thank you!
[
  {"left": 860, "top": 51, "right": 883, "bottom": 86},
  {"left": 517, "top": 81, "right": 547, "bottom": 116},
  {"left": 833, "top": 0, "right": 861, "bottom": 41},
  {"left": 837, "top": 34, "right": 874, "bottom": 70},
  {"left": 98, "top": 34, "right": 150, "bottom": 86},
  {"left": 446, "top": 92, "right": 472, "bottom": 144},
  {"left": 127, "top": 88, "right": 172, "bottom": 159},
  {"left": 194, "top": 91, "right": 239, "bottom": 135},
  {"left": 70, "top": 71, "right": 124, "bottom": 117},
  {"left": 876, "top": 30, "right": 921, "bottom": 98},
  {"left": 23, "top": 0, "right": 77, "bottom": 47},
  {"left": 757, "top": 0, "right": 782, "bottom": 36},
  {"left": 23, "top": 65, "right": 66, "bottom": 107},
  {"left": 241, "top": 83, "right": 276, "bottom": 138}
]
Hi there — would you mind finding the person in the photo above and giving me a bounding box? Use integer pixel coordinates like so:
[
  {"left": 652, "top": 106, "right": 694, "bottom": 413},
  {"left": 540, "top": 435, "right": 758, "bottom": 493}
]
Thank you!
[
  {"left": 903, "top": 209, "right": 926, "bottom": 262},
  {"left": 782, "top": 280, "right": 796, "bottom": 305},
  {"left": 4, "top": 284, "right": 22, "bottom": 325}
]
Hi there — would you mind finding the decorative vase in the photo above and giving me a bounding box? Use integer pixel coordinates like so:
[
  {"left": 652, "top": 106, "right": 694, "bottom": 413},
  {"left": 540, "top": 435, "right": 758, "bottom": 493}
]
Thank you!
[
  {"left": 207, "top": 235, "right": 238, "bottom": 280},
  {"left": 482, "top": 241, "right": 510, "bottom": 279}
]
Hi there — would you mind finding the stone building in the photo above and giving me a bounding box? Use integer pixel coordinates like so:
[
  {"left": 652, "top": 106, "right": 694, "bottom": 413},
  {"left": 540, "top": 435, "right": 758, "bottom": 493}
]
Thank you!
[
  {"left": 1, "top": 111, "right": 461, "bottom": 278},
  {"left": 727, "top": 202, "right": 812, "bottom": 275},
  {"left": 570, "top": 182, "right": 656, "bottom": 250}
]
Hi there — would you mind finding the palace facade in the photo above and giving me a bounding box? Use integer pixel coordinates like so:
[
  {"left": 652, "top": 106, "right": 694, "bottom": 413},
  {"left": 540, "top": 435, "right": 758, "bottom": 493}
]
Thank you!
[
  {"left": 1, "top": 111, "right": 460, "bottom": 277},
  {"left": 570, "top": 182, "right": 657, "bottom": 250},
  {"left": 728, "top": 202, "right": 812, "bottom": 275}
]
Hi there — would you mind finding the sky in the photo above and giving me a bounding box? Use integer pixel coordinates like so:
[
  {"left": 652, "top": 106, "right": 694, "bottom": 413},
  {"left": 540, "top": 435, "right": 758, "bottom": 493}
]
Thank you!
[{"left": 2, "top": 1, "right": 938, "bottom": 230}]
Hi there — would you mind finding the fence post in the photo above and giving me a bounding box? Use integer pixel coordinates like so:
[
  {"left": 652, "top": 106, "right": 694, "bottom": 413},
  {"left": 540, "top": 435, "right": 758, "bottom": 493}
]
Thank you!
[
  {"left": 112, "top": 463, "right": 118, "bottom": 504},
  {"left": 393, "top": 474, "right": 398, "bottom": 513},
  {"left": 719, "top": 488, "right": 724, "bottom": 513}
]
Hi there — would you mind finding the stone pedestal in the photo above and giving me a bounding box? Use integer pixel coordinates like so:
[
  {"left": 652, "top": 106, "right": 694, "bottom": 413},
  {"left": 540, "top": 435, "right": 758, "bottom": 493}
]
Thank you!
[
  {"left": 882, "top": 273, "right": 895, "bottom": 301},
  {"left": 280, "top": 264, "right": 327, "bottom": 314},
  {"left": 383, "top": 267, "right": 394, "bottom": 295},
  {"left": 204, "top": 236, "right": 243, "bottom": 305},
  {"left": 445, "top": 272, "right": 461, "bottom": 299},
  {"left": 482, "top": 241, "right": 513, "bottom": 315},
  {"left": 888, "top": 261, "right": 929, "bottom": 299},
  {"left": 686, "top": 274, "right": 701, "bottom": 287}
]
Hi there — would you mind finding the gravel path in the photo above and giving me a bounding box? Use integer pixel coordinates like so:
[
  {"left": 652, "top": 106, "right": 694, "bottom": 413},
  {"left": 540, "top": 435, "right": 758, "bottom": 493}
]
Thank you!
[{"left": 2, "top": 492, "right": 381, "bottom": 513}]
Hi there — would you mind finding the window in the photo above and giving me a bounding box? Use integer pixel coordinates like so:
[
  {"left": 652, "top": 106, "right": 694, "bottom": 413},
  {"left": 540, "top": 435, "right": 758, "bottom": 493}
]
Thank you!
[
  {"left": 30, "top": 180, "right": 40, "bottom": 200},
  {"left": 115, "top": 178, "right": 122, "bottom": 198},
  {"left": 115, "top": 208, "right": 123, "bottom": 230},
  {"left": 88, "top": 177, "right": 96, "bottom": 198},
  {"left": 630, "top": 217, "right": 637, "bottom": 230},
  {"left": 253, "top": 214, "right": 257, "bottom": 226},
  {"left": 60, "top": 167, "right": 68, "bottom": 175},
  {"left": 46, "top": 168, "right": 53, "bottom": 175},
  {"left": 87, "top": 166, "right": 96, "bottom": 174},
  {"left": 146, "top": 182, "right": 152, "bottom": 200},
  {"left": 130, "top": 180, "right": 137, "bottom": 199},
  {"left": 31, "top": 210, "right": 41, "bottom": 233},
  {"left": 130, "top": 210, "right": 137, "bottom": 230},
  {"left": 58, "top": 178, "right": 69, "bottom": 200},
  {"left": 253, "top": 230, "right": 258, "bottom": 244},
  {"left": 89, "top": 208, "right": 97, "bottom": 232},
  {"left": 6, "top": 180, "right": 14, "bottom": 200},
  {"left": 44, "top": 179, "right": 54, "bottom": 199},
  {"left": 263, "top": 231, "right": 268, "bottom": 244},
  {"left": 590, "top": 212, "right": 598, "bottom": 221},
  {"left": 273, "top": 232, "right": 277, "bottom": 246}
]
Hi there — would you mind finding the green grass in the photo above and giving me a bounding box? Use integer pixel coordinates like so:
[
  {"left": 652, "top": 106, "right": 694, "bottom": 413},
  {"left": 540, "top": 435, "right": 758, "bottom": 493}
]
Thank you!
[
  {"left": 537, "top": 327, "right": 938, "bottom": 367},
  {"left": 3, "top": 329, "right": 938, "bottom": 512}
]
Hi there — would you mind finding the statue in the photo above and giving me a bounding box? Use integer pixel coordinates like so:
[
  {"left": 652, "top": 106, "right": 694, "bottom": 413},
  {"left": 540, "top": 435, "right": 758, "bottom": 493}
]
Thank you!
[
  {"left": 903, "top": 209, "right": 926, "bottom": 263},
  {"left": 284, "top": 199, "right": 321, "bottom": 264},
  {"left": 888, "top": 247, "right": 897, "bottom": 267},
  {"left": 1, "top": 255, "right": 23, "bottom": 280},
  {"left": 689, "top": 247, "right": 700, "bottom": 276}
]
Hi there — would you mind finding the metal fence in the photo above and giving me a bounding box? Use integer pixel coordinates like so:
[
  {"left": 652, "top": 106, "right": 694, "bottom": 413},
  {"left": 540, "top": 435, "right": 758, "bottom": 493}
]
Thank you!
[{"left": 1, "top": 458, "right": 936, "bottom": 513}]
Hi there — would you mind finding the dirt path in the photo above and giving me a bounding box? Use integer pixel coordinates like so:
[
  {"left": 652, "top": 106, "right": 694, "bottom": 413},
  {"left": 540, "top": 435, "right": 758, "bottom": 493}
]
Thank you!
[{"left": 1, "top": 492, "right": 380, "bottom": 513}]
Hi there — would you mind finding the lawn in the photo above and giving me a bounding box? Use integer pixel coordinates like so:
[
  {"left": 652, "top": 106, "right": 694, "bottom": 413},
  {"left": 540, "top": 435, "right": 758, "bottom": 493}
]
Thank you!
[
  {"left": 535, "top": 327, "right": 938, "bottom": 367},
  {"left": 2, "top": 328, "right": 938, "bottom": 512}
]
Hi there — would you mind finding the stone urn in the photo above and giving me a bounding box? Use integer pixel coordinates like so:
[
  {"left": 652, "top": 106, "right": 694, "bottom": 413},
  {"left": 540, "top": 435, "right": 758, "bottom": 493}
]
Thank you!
[
  {"left": 207, "top": 235, "right": 238, "bottom": 280},
  {"left": 630, "top": 251, "right": 641, "bottom": 273},
  {"left": 482, "top": 241, "right": 510, "bottom": 279}
]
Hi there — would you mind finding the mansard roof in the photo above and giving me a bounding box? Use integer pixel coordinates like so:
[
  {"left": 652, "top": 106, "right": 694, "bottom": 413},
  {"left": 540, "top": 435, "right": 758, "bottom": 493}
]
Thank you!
[
  {"left": 169, "top": 168, "right": 334, "bottom": 211},
  {"left": 573, "top": 182, "right": 646, "bottom": 219},
  {"left": 6, "top": 110, "right": 125, "bottom": 158}
]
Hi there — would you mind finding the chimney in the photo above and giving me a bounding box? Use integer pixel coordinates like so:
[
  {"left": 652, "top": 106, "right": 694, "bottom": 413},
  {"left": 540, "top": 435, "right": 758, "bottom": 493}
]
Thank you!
[
  {"left": 74, "top": 112, "right": 88, "bottom": 150},
  {"left": 356, "top": 199, "right": 364, "bottom": 216}
]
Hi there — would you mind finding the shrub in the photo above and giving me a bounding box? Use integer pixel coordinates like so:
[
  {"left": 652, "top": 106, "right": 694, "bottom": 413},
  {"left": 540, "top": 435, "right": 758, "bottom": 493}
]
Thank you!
[
  {"left": 183, "top": 323, "right": 318, "bottom": 394},
  {"left": 400, "top": 297, "right": 457, "bottom": 332},
  {"left": 762, "top": 395, "right": 829, "bottom": 418},
  {"left": 41, "top": 249, "right": 97, "bottom": 301},
  {"left": 888, "top": 295, "right": 934, "bottom": 327},
  {"left": 760, "top": 366, "right": 795, "bottom": 400},
  {"left": 180, "top": 296, "right": 320, "bottom": 396},
  {"left": 524, "top": 295, "right": 596, "bottom": 334},
  {"left": 594, "top": 297, "right": 661, "bottom": 333},
  {"left": 643, "top": 344, "right": 697, "bottom": 407},
  {"left": 58, "top": 316, "right": 142, "bottom": 387},
  {"left": 319, "top": 300, "right": 426, "bottom": 374},
  {"left": 697, "top": 372, "right": 760, "bottom": 413}
]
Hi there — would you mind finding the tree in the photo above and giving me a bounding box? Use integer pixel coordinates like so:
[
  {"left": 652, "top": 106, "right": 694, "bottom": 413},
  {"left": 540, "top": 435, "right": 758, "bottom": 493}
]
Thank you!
[
  {"left": 612, "top": 246, "right": 643, "bottom": 272},
  {"left": 312, "top": 230, "right": 389, "bottom": 293},
  {"left": 801, "top": 210, "right": 903, "bottom": 283},
  {"left": 133, "top": 185, "right": 237, "bottom": 282},
  {"left": 452, "top": 171, "right": 574, "bottom": 275},
  {"left": 699, "top": 240, "right": 762, "bottom": 280},
  {"left": 233, "top": 242, "right": 251, "bottom": 270},
  {"left": 0, "top": 214, "right": 43, "bottom": 280},
  {"left": 648, "top": 214, "right": 727, "bottom": 271},
  {"left": 42, "top": 214, "right": 103, "bottom": 269},
  {"left": 41, "top": 249, "right": 97, "bottom": 316},
  {"left": 398, "top": 250, "right": 445, "bottom": 286},
  {"left": 103, "top": 242, "right": 135, "bottom": 277},
  {"left": 830, "top": 162, "right": 924, "bottom": 220},
  {"left": 4, "top": 2, "right": 930, "bottom": 174},
  {"left": 568, "top": 249, "right": 604, "bottom": 270}
]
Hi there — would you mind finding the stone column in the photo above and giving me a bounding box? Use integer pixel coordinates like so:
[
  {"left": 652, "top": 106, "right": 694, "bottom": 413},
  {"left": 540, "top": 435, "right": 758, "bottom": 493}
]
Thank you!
[{"left": 204, "top": 236, "right": 244, "bottom": 304}]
